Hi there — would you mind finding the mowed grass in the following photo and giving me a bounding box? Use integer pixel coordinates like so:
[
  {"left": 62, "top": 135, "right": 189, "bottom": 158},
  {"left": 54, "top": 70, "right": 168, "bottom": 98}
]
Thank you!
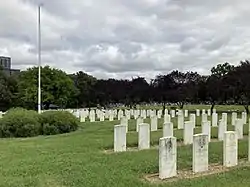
[{"left": 0, "top": 108, "right": 250, "bottom": 186}]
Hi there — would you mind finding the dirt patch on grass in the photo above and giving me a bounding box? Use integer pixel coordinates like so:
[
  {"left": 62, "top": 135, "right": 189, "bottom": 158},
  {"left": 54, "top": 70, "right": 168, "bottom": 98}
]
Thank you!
[{"left": 143, "top": 160, "right": 250, "bottom": 184}]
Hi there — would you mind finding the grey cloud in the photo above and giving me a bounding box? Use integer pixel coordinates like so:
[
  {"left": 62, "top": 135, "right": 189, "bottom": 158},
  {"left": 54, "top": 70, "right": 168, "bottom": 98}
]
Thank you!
[{"left": 1, "top": 0, "right": 250, "bottom": 79}]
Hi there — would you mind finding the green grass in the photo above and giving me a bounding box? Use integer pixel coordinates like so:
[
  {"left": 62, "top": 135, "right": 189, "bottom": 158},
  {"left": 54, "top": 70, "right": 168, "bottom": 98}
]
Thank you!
[{"left": 0, "top": 109, "right": 249, "bottom": 186}]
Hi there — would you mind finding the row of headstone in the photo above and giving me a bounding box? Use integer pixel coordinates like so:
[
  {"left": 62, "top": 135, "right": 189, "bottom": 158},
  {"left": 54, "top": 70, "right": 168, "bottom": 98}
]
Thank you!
[
  {"left": 114, "top": 114, "right": 246, "bottom": 152},
  {"left": 159, "top": 131, "right": 240, "bottom": 179}
]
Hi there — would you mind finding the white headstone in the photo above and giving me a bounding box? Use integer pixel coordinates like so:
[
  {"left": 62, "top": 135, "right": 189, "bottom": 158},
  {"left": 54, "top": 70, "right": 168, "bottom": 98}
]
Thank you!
[
  {"left": 138, "top": 123, "right": 150, "bottom": 150},
  {"left": 202, "top": 121, "right": 211, "bottom": 142},
  {"left": 114, "top": 125, "right": 126, "bottom": 152},
  {"left": 136, "top": 117, "right": 144, "bottom": 132},
  {"left": 218, "top": 120, "right": 227, "bottom": 141},
  {"left": 121, "top": 116, "right": 128, "bottom": 133},
  {"left": 235, "top": 119, "right": 244, "bottom": 139},
  {"left": 196, "top": 109, "right": 200, "bottom": 117},
  {"left": 184, "top": 110, "right": 188, "bottom": 117},
  {"left": 184, "top": 121, "right": 194, "bottom": 145},
  {"left": 164, "top": 109, "right": 168, "bottom": 115},
  {"left": 141, "top": 110, "right": 147, "bottom": 119},
  {"left": 223, "top": 131, "right": 238, "bottom": 167},
  {"left": 202, "top": 109, "right": 206, "bottom": 115},
  {"left": 222, "top": 113, "right": 228, "bottom": 125},
  {"left": 212, "top": 113, "right": 218, "bottom": 127},
  {"left": 164, "top": 114, "right": 171, "bottom": 123},
  {"left": 109, "top": 112, "right": 114, "bottom": 121},
  {"left": 118, "top": 110, "right": 123, "bottom": 120},
  {"left": 212, "top": 108, "right": 216, "bottom": 113},
  {"left": 150, "top": 116, "right": 158, "bottom": 131},
  {"left": 100, "top": 112, "right": 105, "bottom": 121},
  {"left": 231, "top": 112, "right": 237, "bottom": 126},
  {"left": 207, "top": 109, "right": 211, "bottom": 116},
  {"left": 171, "top": 110, "right": 175, "bottom": 118},
  {"left": 80, "top": 116, "right": 85, "bottom": 122},
  {"left": 201, "top": 113, "right": 207, "bottom": 123},
  {"left": 157, "top": 110, "right": 162, "bottom": 119},
  {"left": 89, "top": 110, "right": 95, "bottom": 122},
  {"left": 193, "top": 134, "right": 209, "bottom": 173},
  {"left": 177, "top": 112, "right": 184, "bottom": 129},
  {"left": 189, "top": 113, "right": 196, "bottom": 128},
  {"left": 242, "top": 112, "right": 247, "bottom": 124},
  {"left": 159, "top": 137, "right": 177, "bottom": 179},
  {"left": 163, "top": 122, "right": 173, "bottom": 137}
]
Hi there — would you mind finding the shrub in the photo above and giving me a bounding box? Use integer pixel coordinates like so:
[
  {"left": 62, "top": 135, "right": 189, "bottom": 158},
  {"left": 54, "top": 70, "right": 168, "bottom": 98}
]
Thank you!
[
  {"left": 40, "top": 111, "right": 79, "bottom": 135},
  {"left": 0, "top": 108, "right": 41, "bottom": 138}
]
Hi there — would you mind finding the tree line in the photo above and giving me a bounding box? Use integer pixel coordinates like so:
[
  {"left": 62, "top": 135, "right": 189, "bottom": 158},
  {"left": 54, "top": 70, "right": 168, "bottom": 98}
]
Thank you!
[{"left": 1, "top": 60, "right": 250, "bottom": 112}]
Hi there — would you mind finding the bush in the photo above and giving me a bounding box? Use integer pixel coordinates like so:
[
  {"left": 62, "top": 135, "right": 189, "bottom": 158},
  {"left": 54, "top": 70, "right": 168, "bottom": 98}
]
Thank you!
[
  {"left": 0, "top": 108, "right": 41, "bottom": 138},
  {"left": 40, "top": 111, "right": 79, "bottom": 135}
]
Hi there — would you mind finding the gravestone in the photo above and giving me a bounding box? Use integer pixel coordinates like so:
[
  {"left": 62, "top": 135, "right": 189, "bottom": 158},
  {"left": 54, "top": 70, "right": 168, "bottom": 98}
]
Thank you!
[
  {"left": 223, "top": 131, "right": 238, "bottom": 167},
  {"left": 164, "top": 114, "right": 171, "bottom": 123},
  {"left": 163, "top": 122, "right": 173, "bottom": 137},
  {"left": 121, "top": 116, "right": 128, "bottom": 133},
  {"left": 222, "top": 113, "right": 228, "bottom": 125},
  {"left": 109, "top": 112, "right": 114, "bottom": 121},
  {"left": 80, "top": 115, "right": 85, "bottom": 122},
  {"left": 159, "top": 136, "right": 177, "bottom": 179},
  {"left": 136, "top": 117, "right": 144, "bottom": 132},
  {"left": 157, "top": 110, "right": 162, "bottom": 119},
  {"left": 201, "top": 113, "right": 207, "bottom": 123},
  {"left": 164, "top": 109, "right": 168, "bottom": 115},
  {"left": 235, "top": 119, "right": 244, "bottom": 139},
  {"left": 89, "top": 110, "right": 95, "bottom": 122},
  {"left": 231, "top": 112, "right": 237, "bottom": 126},
  {"left": 202, "top": 121, "right": 211, "bottom": 142},
  {"left": 184, "top": 121, "right": 194, "bottom": 144},
  {"left": 118, "top": 110, "right": 123, "bottom": 120},
  {"left": 138, "top": 123, "right": 150, "bottom": 150},
  {"left": 100, "top": 112, "right": 105, "bottom": 121},
  {"left": 125, "top": 110, "right": 131, "bottom": 120},
  {"left": 202, "top": 109, "right": 206, "bottom": 115},
  {"left": 193, "top": 134, "right": 209, "bottom": 173},
  {"left": 218, "top": 119, "right": 227, "bottom": 141},
  {"left": 141, "top": 110, "right": 147, "bottom": 119},
  {"left": 114, "top": 125, "right": 126, "bottom": 152},
  {"left": 177, "top": 111, "right": 184, "bottom": 129},
  {"left": 190, "top": 113, "right": 196, "bottom": 128},
  {"left": 196, "top": 109, "right": 200, "bottom": 117},
  {"left": 184, "top": 110, "right": 188, "bottom": 117},
  {"left": 171, "top": 110, "right": 175, "bottom": 118},
  {"left": 207, "top": 109, "right": 211, "bottom": 116},
  {"left": 212, "top": 112, "right": 218, "bottom": 127},
  {"left": 242, "top": 112, "right": 247, "bottom": 124},
  {"left": 151, "top": 116, "right": 158, "bottom": 131}
]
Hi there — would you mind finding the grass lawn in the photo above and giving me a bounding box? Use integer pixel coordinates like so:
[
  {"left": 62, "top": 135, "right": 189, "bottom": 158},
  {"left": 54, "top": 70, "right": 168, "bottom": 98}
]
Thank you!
[{"left": 0, "top": 110, "right": 249, "bottom": 186}]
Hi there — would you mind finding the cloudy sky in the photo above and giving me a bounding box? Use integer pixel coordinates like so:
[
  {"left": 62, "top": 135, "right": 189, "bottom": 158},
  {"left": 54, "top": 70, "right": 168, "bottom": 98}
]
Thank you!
[{"left": 0, "top": 0, "right": 250, "bottom": 79}]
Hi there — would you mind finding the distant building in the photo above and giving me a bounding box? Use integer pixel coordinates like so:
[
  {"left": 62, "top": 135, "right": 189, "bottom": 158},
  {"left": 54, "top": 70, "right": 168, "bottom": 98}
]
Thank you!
[{"left": 0, "top": 56, "right": 20, "bottom": 76}]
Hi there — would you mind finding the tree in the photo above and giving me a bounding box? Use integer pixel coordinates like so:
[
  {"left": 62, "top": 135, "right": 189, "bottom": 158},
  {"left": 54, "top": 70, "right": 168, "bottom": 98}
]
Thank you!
[
  {"left": 211, "top": 62, "right": 234, "bottom": 78},
  {"left": 222, "top": 60, "right": 250, "bottom": 113},
  {"left": 17, "top": 66, "right": 78, "bottom": 110},
  {"left": 70, "top": 71, "right": 97, "bottom": 107},
  {"left": 0, "top": 66, "right": 18, "bottom": 111}
]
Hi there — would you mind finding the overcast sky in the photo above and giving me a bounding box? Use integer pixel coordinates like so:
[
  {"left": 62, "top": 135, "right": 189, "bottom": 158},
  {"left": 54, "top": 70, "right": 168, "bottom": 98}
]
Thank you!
[{"left": 0, "top": 0, "right": 250, "bottom": 79}]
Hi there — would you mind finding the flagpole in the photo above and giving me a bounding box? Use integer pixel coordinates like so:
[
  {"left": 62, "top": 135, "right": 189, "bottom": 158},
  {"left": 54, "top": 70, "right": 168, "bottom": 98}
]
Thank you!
[{"left": 38, "top": 4, "right": 42, "bottom": 114}]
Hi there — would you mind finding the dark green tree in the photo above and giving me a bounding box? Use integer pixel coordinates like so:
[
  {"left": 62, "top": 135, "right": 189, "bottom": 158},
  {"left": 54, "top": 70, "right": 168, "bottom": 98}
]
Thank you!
[{"left": 17, "top": 66, "right": 78, "bottom": 109}]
